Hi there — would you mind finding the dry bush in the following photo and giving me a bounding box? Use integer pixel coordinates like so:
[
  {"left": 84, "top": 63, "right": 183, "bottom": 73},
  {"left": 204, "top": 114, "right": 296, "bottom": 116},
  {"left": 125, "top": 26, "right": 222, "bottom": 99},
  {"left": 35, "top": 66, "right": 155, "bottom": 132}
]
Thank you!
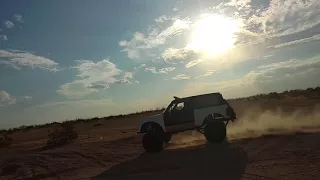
[
  {"left": 46, "top": 123, "right": 78, "bottom": 148},
  {"left": 0, "top": 134, "right": 12, "bottom": 148}
]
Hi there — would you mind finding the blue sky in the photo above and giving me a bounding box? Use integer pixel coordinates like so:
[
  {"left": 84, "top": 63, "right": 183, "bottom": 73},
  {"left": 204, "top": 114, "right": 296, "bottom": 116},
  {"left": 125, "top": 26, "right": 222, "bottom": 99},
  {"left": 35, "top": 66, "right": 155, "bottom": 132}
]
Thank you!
[{"left": 1, "top": 0, "right": 320, "bottom": 128}]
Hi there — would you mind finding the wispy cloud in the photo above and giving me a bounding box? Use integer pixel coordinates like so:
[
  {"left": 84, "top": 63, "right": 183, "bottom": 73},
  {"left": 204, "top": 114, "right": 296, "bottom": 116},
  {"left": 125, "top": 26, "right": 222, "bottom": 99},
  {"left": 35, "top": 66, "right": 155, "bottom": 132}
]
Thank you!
[
  {"left": 133, "top": 64, "right": 146, "bottom": 71},
  {"left": 0, "top": 50, "right": 59, "bottom": 71},
  {"left": 14, "top": 14, "right": 23, "bottom": 22},
  {"left": 194, "top": 70, "right": 216, "bottom": 79},
  {"left": 0, "top": 35, "right": 7, "bottom": 41},
  {"left": 268, "top": 34, "right": 320, "bottom": 49},
  {"left": 246, "top": 0, "right": 320, "bottom": 38},
  {"left": 172, "top": 74, "right": 190, "bottom": 80},
  {"left": 145, "top": 66, "right": 175, "bottom": 74},
  {"left": 57, "top": 59, "right": 134, "bottom": 98},
  {"left": 20, "top": 96, "right": 32, "bottom": 101},
  {"left": 161, "top": 48, "right": 193, "bottom": 61},
  {"left": 154, "top": 15, "right": 171, "bottom": 23},
  {"left": 3, "top": 20, "right": 14, "bottom": 29},
  {"left": 185, "top": 59, "right": 204, "bottom": 68},
  {"left": 119, "top": 18, "right": 191, "bottom": 60},
  {"left": 0, "top": 90, "right": 16, "bottom": 106},
  {"left": 0, "top": 91, "right": 32, "bottom": 106},
  {"left": 87, "top": 83, "right": 110, "bottom": 90}
]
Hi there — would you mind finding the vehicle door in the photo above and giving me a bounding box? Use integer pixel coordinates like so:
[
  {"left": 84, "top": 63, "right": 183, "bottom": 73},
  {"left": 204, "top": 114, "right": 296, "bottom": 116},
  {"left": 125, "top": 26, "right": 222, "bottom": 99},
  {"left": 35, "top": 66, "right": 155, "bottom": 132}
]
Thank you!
[{"left": 164, "top": 101, "right": 195, "bottom": 132}]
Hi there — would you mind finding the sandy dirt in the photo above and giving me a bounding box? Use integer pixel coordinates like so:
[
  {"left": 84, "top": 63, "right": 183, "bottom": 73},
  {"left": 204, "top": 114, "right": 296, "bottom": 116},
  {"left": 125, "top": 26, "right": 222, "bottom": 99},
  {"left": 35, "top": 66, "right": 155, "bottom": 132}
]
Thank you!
[{"left": 1, "top": 98, "right": 320, "bottom": 180}]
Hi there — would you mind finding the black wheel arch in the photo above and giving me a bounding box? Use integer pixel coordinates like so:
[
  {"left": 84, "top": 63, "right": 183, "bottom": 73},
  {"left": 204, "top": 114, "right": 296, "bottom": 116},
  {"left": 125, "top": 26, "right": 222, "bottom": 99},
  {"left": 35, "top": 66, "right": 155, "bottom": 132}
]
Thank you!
[
  {"left": 202, "top": 113, "right": 225, "bottom": 126},
  {"left": 140, "top": 122, "right": 164, "bottom": 134}
]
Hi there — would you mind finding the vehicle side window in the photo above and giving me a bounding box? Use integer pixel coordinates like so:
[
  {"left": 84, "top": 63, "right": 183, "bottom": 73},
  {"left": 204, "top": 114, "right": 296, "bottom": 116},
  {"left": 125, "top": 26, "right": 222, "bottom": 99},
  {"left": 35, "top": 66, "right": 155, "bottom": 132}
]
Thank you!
[
  {"left": 175, "top": 102, "right": 184, "bottom": 110},
  {"left": 168, "top": 103, "right": 176, "bottom": 113}
]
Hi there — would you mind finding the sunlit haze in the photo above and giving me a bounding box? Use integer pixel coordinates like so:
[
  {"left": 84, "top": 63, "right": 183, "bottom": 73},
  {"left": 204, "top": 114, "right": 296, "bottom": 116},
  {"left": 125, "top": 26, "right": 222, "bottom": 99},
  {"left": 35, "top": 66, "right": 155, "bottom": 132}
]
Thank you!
[{"left": 187, "top": 14, "right": 239, "bottom": 58}]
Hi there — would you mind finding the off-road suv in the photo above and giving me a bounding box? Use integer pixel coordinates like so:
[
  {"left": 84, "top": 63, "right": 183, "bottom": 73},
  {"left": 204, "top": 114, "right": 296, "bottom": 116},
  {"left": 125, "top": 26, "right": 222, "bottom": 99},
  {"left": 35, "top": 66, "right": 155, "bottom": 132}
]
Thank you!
[{"left": 137, "top": 92, "right": 236, "bottom": 152}]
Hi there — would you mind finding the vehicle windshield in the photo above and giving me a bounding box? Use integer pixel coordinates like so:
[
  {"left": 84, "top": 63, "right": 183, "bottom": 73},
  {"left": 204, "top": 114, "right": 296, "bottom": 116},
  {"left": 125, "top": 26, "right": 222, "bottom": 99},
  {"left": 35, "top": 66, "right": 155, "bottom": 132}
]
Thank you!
[{"left": 163, "top": 101, "right": 176, "bottom": 114}]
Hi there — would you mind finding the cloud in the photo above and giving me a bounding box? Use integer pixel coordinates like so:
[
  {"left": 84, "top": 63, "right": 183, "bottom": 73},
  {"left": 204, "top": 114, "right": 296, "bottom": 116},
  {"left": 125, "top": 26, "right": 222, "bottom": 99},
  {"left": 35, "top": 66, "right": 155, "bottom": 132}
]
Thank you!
[
  {"left": 145, "top": 67, "right": 157, "bottom": 73},
  {"left": 0, "top": 50, "right": 59, "bottom": 71},
  {"left": 185, "top": 59, "right": 204, "bottom": 68},
  {"left": 172, "top": 74, "right": 190, "bottom": 80},
  {"left": 161, "top": 67, "right": 175, "bottom": 72},
  {"left": 133, "top": 64, "right": 146, "bottom": 71},
  {"left": 0, "top": 35, "right": 7, "bottom": 41},
  {"left": 20, "top": 96, "right": 32, "bottom": 101},
  {"left": 155, "top": 15, "right": 171, "bottom": 23},
  {"left": 246, "top": 0, "right": 320, "bottom": 38},
  {"left": 57, "top": 81, "right": 94, "bottom": 98},
  {"left": 119, "top": 18, "right": 191, "bottom": 60},
  {"left": 268, "top": 34, "right": 320, "bottom": 49},
  {"left": 145, "top": 66, "right": 175, "bottom": 74},
  {"left": 14, "top": 14, "right": 23, "bottom": 22},
  {"left": 194, "top": 70, "right": 216, "bottom": 79},
  {"left": 57, "top": 59, "right": 134, "bottom": 98},
  {"left": 3, "top": 21, "right": 14, "bottom": 29},
  {"left": 161, "top": 48, "right": 193, "bottom": 61},
  {"left": 115, "top": 72, "right": 133, "bottom": 84},
  {"left": 87, "top": 83, "right": 110, "bottom": 90},
  {"left": 0, "top": 91, "right": 31, "bottom": 106},
  {"left": 0, "top": 90, "right": 16, "bottom": 106}
]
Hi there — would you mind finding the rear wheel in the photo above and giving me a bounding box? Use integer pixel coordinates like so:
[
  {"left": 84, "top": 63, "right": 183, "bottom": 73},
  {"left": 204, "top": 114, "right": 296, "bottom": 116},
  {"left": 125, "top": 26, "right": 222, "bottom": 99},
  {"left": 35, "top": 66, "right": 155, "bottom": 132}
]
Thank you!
[
  {"left": 142, "top": 132, "right": 164, "bottom": 153},
  {"left": 204, "top": 120, "right": 226, "bottom": 142}
]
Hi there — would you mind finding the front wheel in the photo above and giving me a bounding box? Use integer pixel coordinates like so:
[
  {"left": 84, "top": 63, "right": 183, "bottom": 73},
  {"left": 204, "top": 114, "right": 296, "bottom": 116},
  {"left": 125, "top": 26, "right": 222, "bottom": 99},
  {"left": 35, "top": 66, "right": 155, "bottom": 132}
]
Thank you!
[
  {"left": 142, "top": 132, "right": 164, "bottom": 153},
  {"left": 204, "top": 121, "right": 226, "bottom": 142}
]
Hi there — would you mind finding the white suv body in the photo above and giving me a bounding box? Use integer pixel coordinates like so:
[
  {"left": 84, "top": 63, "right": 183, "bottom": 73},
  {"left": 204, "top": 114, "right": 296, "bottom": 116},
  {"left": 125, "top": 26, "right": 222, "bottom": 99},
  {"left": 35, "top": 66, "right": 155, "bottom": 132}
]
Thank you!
[{"left": 138, "top": 93, "right": 236, "bottom": 134}]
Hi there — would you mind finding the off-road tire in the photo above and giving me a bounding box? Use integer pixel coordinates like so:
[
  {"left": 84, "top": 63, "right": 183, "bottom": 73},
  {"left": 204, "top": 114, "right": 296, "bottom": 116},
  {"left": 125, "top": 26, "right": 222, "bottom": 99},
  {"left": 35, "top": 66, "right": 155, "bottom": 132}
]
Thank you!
[
  {"left": 142, "top": 132, "right": 164, "bottom": 153},
  {"left": 204, "top": 121, "right": 226, "bottom": 142}
]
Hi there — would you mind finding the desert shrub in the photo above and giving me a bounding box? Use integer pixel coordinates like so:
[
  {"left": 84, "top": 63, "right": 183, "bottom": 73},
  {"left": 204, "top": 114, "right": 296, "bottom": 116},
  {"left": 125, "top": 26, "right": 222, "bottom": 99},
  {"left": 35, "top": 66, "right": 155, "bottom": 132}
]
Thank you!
[
  {"left": 92, "top": 123, "right": 103, "bottom": 127},
  {"left": 0, "top": 134, "right": 13, "bottom": 148},
  {"left": 267, "top": 92, "right": 281, "bottom": 99},
  {"left": 46, "top": 123, "right": 78, "bottom": 148}
]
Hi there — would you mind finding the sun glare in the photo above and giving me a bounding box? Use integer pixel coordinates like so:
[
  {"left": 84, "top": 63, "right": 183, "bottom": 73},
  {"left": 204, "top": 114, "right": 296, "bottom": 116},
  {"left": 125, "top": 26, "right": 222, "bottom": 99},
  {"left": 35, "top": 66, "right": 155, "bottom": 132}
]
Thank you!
[{"left": 187, "top": 14, "right": 239, "bottom": 58}]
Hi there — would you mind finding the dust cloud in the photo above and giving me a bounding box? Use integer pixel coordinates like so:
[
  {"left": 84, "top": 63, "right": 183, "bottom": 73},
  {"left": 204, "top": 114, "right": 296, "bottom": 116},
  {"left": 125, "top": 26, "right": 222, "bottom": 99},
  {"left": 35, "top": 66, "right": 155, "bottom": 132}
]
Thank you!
[
  {"left": 228, "top": 106, "right": 320, "bottom": 139},
  {"left": 169, "top": 106, "right": 320, "bottom": 148}
]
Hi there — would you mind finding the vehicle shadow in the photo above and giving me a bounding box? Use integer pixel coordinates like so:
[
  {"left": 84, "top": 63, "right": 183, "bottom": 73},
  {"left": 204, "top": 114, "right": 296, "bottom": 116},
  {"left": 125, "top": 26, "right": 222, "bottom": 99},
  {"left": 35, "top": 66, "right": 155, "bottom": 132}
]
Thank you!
[{"left": 93, "top": 140, "right": 248, "bottom": 180}]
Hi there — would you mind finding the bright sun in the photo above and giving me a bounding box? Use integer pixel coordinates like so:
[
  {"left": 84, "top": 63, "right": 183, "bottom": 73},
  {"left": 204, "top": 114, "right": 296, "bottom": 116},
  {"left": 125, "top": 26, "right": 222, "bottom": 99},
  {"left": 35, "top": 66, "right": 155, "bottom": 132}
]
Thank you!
[{"left": 187, "top": 14, "right": 239, "bottom": 58}]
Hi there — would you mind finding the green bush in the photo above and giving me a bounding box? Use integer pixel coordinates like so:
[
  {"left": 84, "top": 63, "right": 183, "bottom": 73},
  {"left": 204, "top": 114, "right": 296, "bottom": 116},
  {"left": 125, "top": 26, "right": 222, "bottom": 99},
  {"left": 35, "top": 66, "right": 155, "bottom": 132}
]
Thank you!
[{"left": 46, "top": 123, "right": 78, "bottom": 148}]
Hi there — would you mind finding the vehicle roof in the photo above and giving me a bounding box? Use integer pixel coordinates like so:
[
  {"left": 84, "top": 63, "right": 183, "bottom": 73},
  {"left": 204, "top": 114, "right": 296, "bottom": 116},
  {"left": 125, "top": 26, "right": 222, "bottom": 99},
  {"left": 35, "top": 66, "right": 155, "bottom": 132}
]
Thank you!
[{"left": 174, "top": 92, "right": 222, "bottom": 101}]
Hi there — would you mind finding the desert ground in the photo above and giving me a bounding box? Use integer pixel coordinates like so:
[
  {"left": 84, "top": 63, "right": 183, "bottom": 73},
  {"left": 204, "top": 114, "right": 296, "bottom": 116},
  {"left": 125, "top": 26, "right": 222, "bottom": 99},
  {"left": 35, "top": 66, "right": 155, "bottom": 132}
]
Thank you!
[{"left": 1, "top": 90, "right": 320, "bottom": 180}]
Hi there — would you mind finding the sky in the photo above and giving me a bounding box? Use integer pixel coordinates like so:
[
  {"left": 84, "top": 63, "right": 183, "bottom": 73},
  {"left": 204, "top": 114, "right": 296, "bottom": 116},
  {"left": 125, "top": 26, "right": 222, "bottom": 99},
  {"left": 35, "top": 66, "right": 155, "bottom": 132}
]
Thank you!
[{"left": 0, "top": 0, "right": 320, "bottom": 128}]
